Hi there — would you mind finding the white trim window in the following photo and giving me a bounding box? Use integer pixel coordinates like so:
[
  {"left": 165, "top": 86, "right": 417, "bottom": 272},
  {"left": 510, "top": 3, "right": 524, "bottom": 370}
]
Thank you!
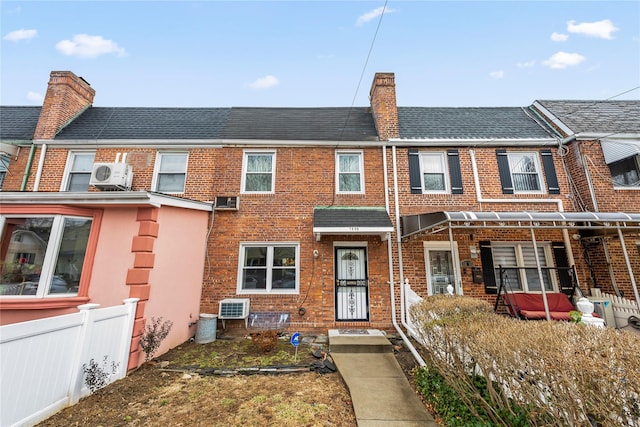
[
  {"left": 238, "top": 243, "right": 299, "bottom": 294},
  {"left": 61, "top": 151, "right": 95, "bottom": 191},
  {"left": 242, "top": 151, "right": 276, "bottom": 193},
  {"left": 153, "top": 152, "right": 188, "bottom": 193},
  {"left": 610, "top": 156, "right": 640, "bottom": 188},
  {"left": 0, "top": 215, "right": 92, "bottom": 297},
  {"left": 336, "top": 150, "right": 364, "bottom": 194},
  {"left": 508, "top": 153, "right": 543, "bottom": 193},
  {"left": 0, "top": 153, "right": 9, "bottom": 189},
  {"left": 420, "top": 152, "right": 448, "bottom": 193},
  {"left": 492, "top": 243, "right": 554, "bottom": 292}
]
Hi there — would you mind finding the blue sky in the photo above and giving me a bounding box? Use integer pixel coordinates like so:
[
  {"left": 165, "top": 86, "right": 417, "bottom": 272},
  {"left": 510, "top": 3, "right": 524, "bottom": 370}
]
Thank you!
[{"left": 2, "top": 1, "right": 639, "bottom": 108}]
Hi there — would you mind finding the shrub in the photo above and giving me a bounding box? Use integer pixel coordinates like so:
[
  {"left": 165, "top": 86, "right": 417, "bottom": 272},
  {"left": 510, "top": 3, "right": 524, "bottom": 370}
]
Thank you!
[
  {"left": 82, "top": 356, "right": 120, "bottom": 393},
  {"left": 410, "top": 295, "right": 640, "bottom": 427},
  {"left": 139, "top": 317, "right": 173, "bottom": 362}
]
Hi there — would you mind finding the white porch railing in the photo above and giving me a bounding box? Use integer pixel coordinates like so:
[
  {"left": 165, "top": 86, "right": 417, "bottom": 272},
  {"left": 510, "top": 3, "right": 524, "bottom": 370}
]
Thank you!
[{"left": 0, "top": 298, "right": 138, "bottom": 427}]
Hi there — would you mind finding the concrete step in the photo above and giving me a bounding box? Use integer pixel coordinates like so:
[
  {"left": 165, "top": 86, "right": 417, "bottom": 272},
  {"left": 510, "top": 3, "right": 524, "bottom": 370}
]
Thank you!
[{"left": 328, "top": 329, "right": 393, "bottom": 354}]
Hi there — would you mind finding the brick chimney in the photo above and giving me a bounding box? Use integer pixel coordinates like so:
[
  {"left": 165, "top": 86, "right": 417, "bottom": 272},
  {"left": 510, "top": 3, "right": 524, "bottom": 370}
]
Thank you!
[
  {"left": 369, "top": 72, "right": 399, "bottom": 141},
  {"left": 33, "top": 71, "right": 95, "bottom": 140}
]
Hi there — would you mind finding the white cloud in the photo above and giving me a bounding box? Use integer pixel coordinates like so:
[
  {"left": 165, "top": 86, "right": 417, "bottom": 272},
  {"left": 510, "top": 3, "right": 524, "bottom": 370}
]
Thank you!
[
  {"left": 356, "top": 6, "right": 395, "bottom": 27},
  {"left": 3, "top": 29, "right": 37, "bottom": 41},
  {"left": 543, "top": 51, "right": 586, "bottom": 69},
  {"left": 550, "top": 32, "right": 568, "bottom": 42},
  {"left": 55, "top": 34, "right": 126, "bottom": 58},
  {"left": 248, "top": 75, "right": 279, "bottom": 89},
  {"left": 567, "top": 19, "right": 619, "bottom": 40},
  {"left": 517, "top": 60, "right": 536, "bottom": 68},
  {"left": 489, "top": 70, "right": 505, "bottom": 79},
  {"left": 26, "top": 91, "right": 43, "bottom": 103}
]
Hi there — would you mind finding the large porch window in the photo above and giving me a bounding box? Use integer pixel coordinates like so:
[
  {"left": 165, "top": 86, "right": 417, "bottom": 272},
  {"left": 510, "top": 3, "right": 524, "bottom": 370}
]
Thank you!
[
  {"left": 491, "top": 243, "right": 554, "bottom": 292},
  {"left": 0, "top": 215, "right": 92, "bottom": 297}
]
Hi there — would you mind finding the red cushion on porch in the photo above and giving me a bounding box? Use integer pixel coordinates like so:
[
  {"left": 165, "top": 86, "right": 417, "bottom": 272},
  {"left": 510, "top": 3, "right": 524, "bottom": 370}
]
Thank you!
[{"left": 506, "top": 292, "right": 577, "bottom": 320}]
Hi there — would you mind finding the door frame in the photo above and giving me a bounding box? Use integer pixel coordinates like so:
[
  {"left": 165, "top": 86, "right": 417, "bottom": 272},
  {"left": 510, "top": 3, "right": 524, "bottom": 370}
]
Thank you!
[
  {"left": 423, "top": 241, "right": 462, "bottom": 296},
  {"left": 334, "top": 242, "right": 370, "bottom": 321}
]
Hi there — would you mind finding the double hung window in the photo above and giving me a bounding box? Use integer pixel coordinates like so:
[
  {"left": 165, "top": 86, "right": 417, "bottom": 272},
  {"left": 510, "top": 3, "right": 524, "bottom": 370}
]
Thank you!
[
  {"left": 63, "top": 152, "right": 95, "bottom": 191},
  {"left": 154, "top": 152, "right": 188, "bottom": 193},
  {"left": 336, "top": 151, "right": 364, "bottom": 193},
  {"left": 420, "top": 153, "right": 448, "bottom": 193},
  {"left": 242, "top": 151, "right": 275, "bottom": 193},
  {"left": 239, "top": 243, "right": 298, "bottom": 293},
  {"left": 507, "top": 153, "right": 542, "bottom": 192},
  {"left": 491, "top": 243, "right": 553, "bottom": 292},
  {"left": 496, "top": 149, "right": 559, "bottom": 194},
  {"left": 0, "top": 215, "right": 92, "bottom": 297}
]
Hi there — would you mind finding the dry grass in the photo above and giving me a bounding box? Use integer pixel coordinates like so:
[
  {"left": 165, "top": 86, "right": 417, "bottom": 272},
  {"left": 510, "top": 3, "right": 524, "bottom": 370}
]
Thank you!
[{"left": 411, "top": 295, "right": 640, "bottom": 426}]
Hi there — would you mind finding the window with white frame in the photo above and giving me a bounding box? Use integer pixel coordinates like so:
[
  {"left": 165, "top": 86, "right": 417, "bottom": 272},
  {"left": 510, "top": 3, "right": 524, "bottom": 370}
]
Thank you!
[
  {"left": 609, "top": 156, "right": 640, "bottom": 187},
  {"left": 0, "top": 215, "right": 92, "bottom": 297},
  {"left": 492, "top": 243, "right": 554, "bottom": 292},
  {"left": 507, "top": 153, "right": 542, "bottom": 192},
  {"left": 63, "top": 152, "right": 95, "bottom": 191},
  {"left": 154, "top": 152, "right": 188, "bottom": 193},
  {"left": 336, "top": 151, "right": 364, "bottom": 193},
  {"left": 420, "top": 152, "right": 448, "bottom": 193},
  {"left": 0, "top": 153, "right": 9, "bottom": 189},
  {"left": 238, "top": 243, "right": 299, "bottom": 293},
  {"left": 242, "top": 151, "right": 275, "bottom": 193}
]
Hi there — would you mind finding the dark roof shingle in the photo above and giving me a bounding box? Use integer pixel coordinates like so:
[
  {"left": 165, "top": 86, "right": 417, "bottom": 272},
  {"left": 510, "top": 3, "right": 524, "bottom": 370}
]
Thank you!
[
  {"left": 397, "top": 107, "right": 554, "bottom": 140},
  {"left": 0, "top": 106, "right": 41, "bottom": 140},
  {"left": 535, "top": 100, "right": 640, "bottom": 134}
]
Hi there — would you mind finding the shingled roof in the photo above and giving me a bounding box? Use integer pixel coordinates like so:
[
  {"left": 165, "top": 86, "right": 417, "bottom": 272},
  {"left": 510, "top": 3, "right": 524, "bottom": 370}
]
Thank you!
[
  {"left": 0, "top": 106, "right": 41, "bottom": 141},
  {"left": 55, "top": 107, "right": 231, "bottom": 140},
  {"left": 51, "top": 106, "right": 378, "bottom": 142},
  {"left": 397, "top": 107, "right": 554, "bottom": 140},
  {"left": 534, "top": 100, "right": 640, "bottom": 134}
]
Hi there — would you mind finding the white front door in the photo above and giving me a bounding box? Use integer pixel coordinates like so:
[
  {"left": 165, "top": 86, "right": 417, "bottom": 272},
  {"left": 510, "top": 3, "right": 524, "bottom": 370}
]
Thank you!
[
  {"left": 335, "top": 247, "right": 369, "bottom": 321},
  {"left": 424, "top": 242, "right": 460, "bottom": 296}
]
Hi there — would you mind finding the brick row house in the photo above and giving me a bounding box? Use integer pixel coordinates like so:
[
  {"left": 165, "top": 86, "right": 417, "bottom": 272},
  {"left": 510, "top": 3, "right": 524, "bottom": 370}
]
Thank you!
[{"left": 1, "top": 71, "right": 639, "bottom": 366}]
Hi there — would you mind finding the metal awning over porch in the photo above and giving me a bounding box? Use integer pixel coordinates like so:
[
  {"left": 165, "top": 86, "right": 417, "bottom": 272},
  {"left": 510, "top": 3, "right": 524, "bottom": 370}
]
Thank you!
[
  {"left": 313, "top": 206, "right": 394, "bottom": 241},
  {"left": 401, "top": 211, "right": 640, "bottom": 238}
]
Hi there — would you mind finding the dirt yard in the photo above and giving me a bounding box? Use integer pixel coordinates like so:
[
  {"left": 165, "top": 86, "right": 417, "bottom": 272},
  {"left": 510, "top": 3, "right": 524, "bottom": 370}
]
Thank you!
[{"left": 36, "top": 332, "right": 428, "bottom": 426}]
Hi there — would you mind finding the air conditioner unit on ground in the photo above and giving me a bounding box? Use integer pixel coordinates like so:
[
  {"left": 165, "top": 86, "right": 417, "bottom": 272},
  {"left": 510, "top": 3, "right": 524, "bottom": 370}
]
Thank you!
[
  {"left": 218, "top": 298, "right": 250, "bottom": 328},
  {"left": 89, "top": 163, "right": 133, "bottom": 190},
  {"left": 588, "top": 297, "right": 616, "bottom": 327},
  {"left": 214, "top": 196, "right": 239, "bottom": 210}
]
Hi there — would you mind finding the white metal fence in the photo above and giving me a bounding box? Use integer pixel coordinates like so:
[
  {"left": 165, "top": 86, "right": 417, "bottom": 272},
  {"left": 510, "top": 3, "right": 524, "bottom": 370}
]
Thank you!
[{"left": 0, "top": 298, "right": 138, "bottom": 427}]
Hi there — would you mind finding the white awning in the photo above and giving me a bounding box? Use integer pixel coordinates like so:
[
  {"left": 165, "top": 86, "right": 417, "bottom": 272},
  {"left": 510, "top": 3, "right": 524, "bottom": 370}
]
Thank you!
[
  {"left": 401, "top": 211, "right": 640, "bottom": 238},
  {"left": 601, "top": 140, "right": 640, "bottom": 164}
]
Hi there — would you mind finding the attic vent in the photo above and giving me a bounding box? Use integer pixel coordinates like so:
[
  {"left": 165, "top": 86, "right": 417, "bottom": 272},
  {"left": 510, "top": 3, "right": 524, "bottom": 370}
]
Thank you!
[{"left": 214, "top": 196, "right": 239, "bottom": 210}]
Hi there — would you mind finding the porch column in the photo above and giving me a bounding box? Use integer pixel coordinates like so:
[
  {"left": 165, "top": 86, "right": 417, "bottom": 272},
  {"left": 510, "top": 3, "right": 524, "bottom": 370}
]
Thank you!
[
  {"left": 530, "top": 225, "right": 551, "bottom": 321},
  {"left": 616, "top": 228, "right": 640, "bottom": 311}
]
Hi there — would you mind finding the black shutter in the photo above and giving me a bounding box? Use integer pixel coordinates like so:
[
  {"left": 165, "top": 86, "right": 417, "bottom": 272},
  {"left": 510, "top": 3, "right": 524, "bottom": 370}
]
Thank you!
[
  {"left": 553, "top": 242, "right": 574, "bottom": 296},
  {"left": 447, "top": 149, "right": 463, "bottom": 194},
  {"left": 541, "top": 149, "right": 560, "bottom": 194},
  {"left": 480, "top": 241, "right": 498, "bottom": 294},
  {"left": 496, "top": 149, "right": 514, "bottom": 194},
  {"left": 408, "top": 149, "right": 422, "bottom": 194}
]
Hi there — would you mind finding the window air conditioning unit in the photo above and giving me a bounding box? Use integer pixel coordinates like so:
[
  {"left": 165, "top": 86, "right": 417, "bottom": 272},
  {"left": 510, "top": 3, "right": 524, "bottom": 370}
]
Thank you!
[
  {"left": 588, "top": 297, "right": 616, "bottom": 327},
  {"left": 218, "top": 298, "right": 250, "bottom": 328},
  {"left": 214, "top": 196, "right": 239, "bottom": 210},
  {"left": 89, "top": 163, "right": 133, "bottom": 190}
]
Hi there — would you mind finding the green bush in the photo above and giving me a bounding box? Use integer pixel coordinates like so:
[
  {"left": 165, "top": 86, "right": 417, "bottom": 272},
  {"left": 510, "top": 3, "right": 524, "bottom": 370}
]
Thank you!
[{"left": 410, "top": 295, "right": 640, "bottom": 427}]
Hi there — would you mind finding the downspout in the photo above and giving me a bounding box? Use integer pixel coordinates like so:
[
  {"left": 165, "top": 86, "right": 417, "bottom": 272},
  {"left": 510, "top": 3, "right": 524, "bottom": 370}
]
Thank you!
[
  {"left": 20, "top": 144, "right": 37, "bottom": 191},
  {"left": 469, "top": 149, "right": 578, "bottom": 289},
  {"left": 384, "top": 145, "right": 425, "bottom": 366},
  {"left": 33, "top": 143, "right": 47, "bottom": 191},
  {"left": 392, "top": 146, "right": 407, "bottom": 324}
]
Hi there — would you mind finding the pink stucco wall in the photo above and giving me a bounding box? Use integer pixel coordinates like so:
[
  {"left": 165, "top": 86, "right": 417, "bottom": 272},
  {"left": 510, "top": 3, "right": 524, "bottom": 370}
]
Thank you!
[
  {"left": 89, "top": 208, "right": 139, "bottom": 306},
  {"left": 141, "top": 206, "right": 209, "bottom": 359}
]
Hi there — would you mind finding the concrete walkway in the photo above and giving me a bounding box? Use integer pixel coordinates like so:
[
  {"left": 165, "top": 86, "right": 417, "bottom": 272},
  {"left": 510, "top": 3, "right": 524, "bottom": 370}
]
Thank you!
[{"left": 328, "top": 329, "right": 438, "bottom": 427}]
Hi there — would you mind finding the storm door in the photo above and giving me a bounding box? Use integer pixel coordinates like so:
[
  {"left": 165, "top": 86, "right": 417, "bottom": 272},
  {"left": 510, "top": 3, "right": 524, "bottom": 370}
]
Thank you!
[{"left": 335, "top": 247, "right": 369, "bottom": 321}]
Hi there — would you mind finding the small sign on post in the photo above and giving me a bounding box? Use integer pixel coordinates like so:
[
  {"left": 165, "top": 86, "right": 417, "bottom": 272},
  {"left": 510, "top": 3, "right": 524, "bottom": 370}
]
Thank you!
[{"left": 291, "top": 332, "right": 300, "bottom": 362}]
